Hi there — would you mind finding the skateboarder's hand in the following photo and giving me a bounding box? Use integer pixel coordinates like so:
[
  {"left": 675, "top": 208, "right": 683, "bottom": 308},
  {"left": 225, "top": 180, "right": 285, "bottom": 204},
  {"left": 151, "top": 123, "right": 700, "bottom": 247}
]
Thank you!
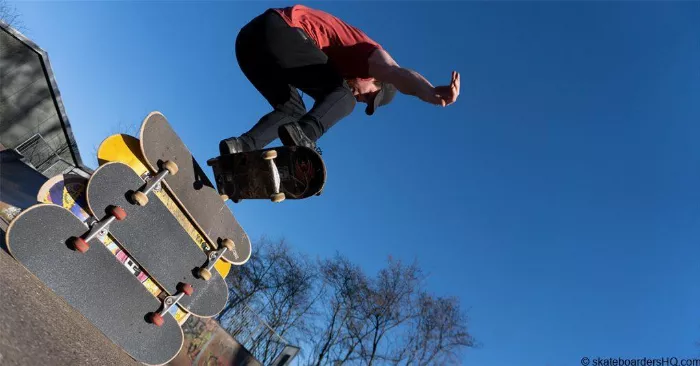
[{"left": 430, "top": 71, "right": 460, "bottom": 107}]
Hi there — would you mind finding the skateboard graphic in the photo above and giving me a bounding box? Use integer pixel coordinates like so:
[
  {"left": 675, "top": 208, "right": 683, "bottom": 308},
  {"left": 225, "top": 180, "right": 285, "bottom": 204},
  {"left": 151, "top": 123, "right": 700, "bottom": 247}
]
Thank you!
[
  {"left": 36, "top": 173, "right": 192, "bottom": 325},
  {"left": 85, "top": 162, "right": 229, "bottom": 318},
  {"left": 138, "top": 111, "right": 251, "bottom": 265},
  {"left": 207, "top": 145, "right": 326, "bottom": 203},
  {"left": 96, "top": 133, "right": 231, "bottom": 279},
  {"left": 5, "top": 203, "right": 184, "bottom": 366}
]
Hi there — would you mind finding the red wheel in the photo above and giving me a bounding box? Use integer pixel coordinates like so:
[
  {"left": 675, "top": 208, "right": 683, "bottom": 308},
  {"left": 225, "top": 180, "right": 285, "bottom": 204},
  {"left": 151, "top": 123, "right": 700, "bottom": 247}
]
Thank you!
[
  {"left": 111, "top": 206, "right": 127, "bottom": 220},
  {"left": 150, "top": 313, "right": 164, "bottom": 327},
  {"left": 179, "top": 283, "right": 194, "bottom": 296},
  {"left": 71, "top": 237, "right": 89, "bottom": 253}
]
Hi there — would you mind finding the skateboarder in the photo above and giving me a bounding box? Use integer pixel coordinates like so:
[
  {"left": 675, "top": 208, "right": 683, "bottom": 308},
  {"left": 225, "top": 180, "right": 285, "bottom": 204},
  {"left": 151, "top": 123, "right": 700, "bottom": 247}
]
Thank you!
[{"left": 219, "top": 4, "right": 460, "bottom": 156}]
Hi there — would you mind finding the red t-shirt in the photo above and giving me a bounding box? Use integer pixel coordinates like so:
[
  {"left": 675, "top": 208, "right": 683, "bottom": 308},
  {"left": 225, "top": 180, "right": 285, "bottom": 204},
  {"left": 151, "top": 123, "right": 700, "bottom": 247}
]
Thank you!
[{"left": 272, "top": 5, "right": 382, "bottom": 79}]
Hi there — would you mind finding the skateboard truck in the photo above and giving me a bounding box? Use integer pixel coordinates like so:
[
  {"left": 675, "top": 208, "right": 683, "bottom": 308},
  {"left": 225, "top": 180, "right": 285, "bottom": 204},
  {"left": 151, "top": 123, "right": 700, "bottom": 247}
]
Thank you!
[
  {"left": 69, "top": 205, "right": 127, "bottom": 253},
  {"left": 197, "top": 238, "right": 235, "bottom": 280},
  {"left": 207, "top": 150, "right": 286, "bottom": 203},
  {"left": 263, "top": 150, "right": 285, "bottom": 203},
  {"left": 130, "top": 160, "right": 179, "bottom": 206},
  {"left": 149, "top": 282, "right": 193, "bottom": 327}
]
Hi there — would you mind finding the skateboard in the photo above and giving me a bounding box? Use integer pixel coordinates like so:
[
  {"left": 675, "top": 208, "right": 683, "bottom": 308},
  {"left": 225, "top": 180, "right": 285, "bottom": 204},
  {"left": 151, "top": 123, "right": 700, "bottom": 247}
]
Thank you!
[
  {"left": 206, "top": 145, "right": 326, "bottom": 202},
  {"left": 96, "top": 133, "right": 231, "bottom": 279},
  {"left": 138, "top": 111, "right": 251, "bottom": 265},
  {"left": 36, "top": 173, "right": 192, "bottom": 325},
  {"left": 85, "top": 162, "right": 229, "bottom": 318},
  {"left": 5, "top": 203, "right": 184, "bottom": 366}
]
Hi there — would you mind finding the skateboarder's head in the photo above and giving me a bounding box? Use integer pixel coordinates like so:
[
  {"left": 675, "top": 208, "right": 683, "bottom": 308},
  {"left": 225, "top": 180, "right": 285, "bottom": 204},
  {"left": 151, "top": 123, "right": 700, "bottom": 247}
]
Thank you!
[
  {"left": 365, "top": 81, "right": 396, "bottom": 116},
  {"left": 346, "top": 78, "right": 397, "bottom": 116}
]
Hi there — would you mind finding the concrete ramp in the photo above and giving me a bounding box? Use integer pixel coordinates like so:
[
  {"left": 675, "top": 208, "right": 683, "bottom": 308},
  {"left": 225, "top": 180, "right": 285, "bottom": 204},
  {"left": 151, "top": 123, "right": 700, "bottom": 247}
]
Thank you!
[{"left": 0, "top": 249, "right": 139, "bottom": 366}]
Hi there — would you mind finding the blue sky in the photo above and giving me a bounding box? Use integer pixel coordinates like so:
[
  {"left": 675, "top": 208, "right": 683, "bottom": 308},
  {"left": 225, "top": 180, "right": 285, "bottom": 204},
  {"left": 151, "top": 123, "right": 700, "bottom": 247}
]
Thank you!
[{"left": 9, "top": 1, "right": 700, "bottom": 365}]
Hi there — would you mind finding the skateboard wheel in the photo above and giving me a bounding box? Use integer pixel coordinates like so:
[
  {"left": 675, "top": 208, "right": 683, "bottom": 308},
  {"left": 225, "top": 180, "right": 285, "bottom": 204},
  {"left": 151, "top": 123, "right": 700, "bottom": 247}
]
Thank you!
[
  {"left": 162, "top": 160, "right": 179, "bottom": 175},
  {"left": 198, "top": 267, "right": 212, "bottom": 281},
  {"left": 263, "top": 150, "right": 277, "bottom": 160},
  {"left": 150, "top": 313, "right": 164, "bottom": 327},
  {"left": 131, "top": 191, "right": 149, "bottom": 206},
  {"left": 70, "top": 237, "right": 89, "bottom": 253},
  {"left": 220, "top": 194, "right": 229, "bottom": 201},
  {"left": 111, "top": 206, "right": 127, "bottom": 220},
  {"left": 221, "top": 238, "right": 235, "bottom": 251},
  {"left": 270, "top": 192, "right": 285, "bottom": 203},
  {"left": 178, "top": 283, "right": 194, "bottom": 296}
]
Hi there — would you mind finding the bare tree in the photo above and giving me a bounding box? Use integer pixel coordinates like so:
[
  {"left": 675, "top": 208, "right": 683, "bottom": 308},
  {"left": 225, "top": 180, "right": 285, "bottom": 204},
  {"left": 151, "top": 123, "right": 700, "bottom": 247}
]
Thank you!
[
  {"left": 307, "top": 254, "right": 370, "bottom": 366},
  {"left": 217, "top": 237, "right": 320, "bottom": 365},
  {"left": 302, "top": 254, "right": 477, "bottom": 366},
  {"left": 0, "top": 0, "right": 27, "bottom": 33},
  {"left": 396, "top": 293, "right": 478, "bottom": 365},
  {"left": 217, "top": 237, "right": 297, "bottom": 322},
  {"left": 350, "top": 256, "right": 423, "bottom": 365},
  {"left": 216, "top": 239, "right": 477, "bottom": 365},
  {"left": 252, "top": 240, "right": 318, "bottom": 363}
]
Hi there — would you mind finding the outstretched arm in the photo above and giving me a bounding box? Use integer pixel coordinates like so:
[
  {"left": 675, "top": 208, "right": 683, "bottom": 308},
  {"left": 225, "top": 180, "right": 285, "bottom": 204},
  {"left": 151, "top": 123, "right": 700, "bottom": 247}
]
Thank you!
[{"left": 367, "top": 49, "right": 460, "bottom": 107}]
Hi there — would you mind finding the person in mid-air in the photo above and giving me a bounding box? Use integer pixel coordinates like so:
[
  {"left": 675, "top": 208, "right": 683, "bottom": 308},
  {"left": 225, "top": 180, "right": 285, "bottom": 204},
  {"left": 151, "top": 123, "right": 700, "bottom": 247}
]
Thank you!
[{"left": 219, "top": 4, "right": 460, "bottom": 156}]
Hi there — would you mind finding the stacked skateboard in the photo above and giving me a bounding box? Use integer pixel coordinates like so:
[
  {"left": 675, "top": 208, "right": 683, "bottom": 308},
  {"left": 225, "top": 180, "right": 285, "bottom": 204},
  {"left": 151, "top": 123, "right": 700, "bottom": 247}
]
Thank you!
[{"left": 3, "top": 111, "right": 327, "bottom": 365}]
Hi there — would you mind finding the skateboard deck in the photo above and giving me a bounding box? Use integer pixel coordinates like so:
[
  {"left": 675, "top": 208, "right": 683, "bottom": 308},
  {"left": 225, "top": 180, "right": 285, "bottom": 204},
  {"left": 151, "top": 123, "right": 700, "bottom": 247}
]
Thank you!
[
  {"left": 96, "top": 133, "right": 231, "bottom": 279},
  {"left": 85, "top": 162, "right": 229, "bottom": 318},
  {"left": 36, "top": 173, "right": 192, "bottom": 325},
  {"left": 206, "top": 145, "right": 326, "bottom": 202},
  {"left": 139, "top": 111, "right": 251, "bottom": 265},
  {"left": 5, "top": 203, "right": 183, "bottom": 365}
]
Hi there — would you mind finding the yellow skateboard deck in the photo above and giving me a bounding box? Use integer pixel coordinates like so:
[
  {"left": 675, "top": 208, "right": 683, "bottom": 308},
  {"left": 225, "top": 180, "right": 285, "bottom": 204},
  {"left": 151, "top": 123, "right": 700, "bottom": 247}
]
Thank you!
[{"left": 96, "top": 134, "right": 231, "bottom": 279}]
